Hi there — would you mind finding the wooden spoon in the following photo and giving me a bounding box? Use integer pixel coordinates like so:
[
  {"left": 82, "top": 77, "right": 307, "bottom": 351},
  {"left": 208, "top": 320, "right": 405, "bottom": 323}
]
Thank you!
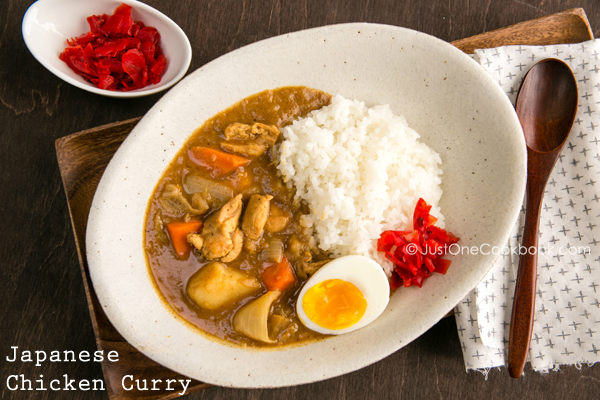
[{"left": 508, "top": 59, "right": 578, "bottom": 378}]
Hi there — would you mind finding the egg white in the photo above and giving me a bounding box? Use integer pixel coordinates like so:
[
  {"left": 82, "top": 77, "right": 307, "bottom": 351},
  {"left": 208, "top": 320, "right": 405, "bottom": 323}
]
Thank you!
[{"left": 296, "top": 255, "right": 390, "bottom": 335}]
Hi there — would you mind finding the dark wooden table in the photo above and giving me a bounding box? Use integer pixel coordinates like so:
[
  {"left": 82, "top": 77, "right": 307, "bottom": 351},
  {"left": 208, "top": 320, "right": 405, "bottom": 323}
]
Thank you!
[{"left": 2, "top": 1, "right": 600, "bottom": 399}]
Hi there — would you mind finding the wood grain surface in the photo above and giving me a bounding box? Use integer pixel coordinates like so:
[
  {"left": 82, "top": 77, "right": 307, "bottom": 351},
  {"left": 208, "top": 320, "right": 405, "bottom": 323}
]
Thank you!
[{"left": 2, "top": 1, "right": 600, "bottom": 399}]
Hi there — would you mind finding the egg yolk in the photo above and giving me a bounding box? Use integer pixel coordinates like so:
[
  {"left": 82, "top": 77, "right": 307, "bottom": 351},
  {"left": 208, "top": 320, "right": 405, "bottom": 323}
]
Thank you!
[{"left": 302, "top": 279, "right": 367, "bottom": 330}]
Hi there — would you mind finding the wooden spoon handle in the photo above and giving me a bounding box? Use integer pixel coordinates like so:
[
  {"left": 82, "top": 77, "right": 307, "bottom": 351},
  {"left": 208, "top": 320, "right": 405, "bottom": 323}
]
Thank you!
[{"left": 508, "top": 183, "right": 544, "bottom": 378}]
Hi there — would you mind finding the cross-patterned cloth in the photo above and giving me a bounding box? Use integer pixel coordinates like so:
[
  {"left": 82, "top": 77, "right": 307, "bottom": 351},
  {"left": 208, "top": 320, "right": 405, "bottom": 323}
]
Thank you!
[{"left": 455, "top": 40, "right": 600, "bottom": 372}]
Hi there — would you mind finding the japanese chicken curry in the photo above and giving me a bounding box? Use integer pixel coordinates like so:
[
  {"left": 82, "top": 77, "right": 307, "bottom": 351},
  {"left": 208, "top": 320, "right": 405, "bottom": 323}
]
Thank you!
[{"left": 144, "top": 86, "right": 332, "bottom": 347}]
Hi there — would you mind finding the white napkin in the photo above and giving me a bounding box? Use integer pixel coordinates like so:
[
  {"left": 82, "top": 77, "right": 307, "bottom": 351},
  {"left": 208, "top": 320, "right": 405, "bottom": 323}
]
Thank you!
[{"left": 455, "top": 40, "right": 600, "bottom": 372}]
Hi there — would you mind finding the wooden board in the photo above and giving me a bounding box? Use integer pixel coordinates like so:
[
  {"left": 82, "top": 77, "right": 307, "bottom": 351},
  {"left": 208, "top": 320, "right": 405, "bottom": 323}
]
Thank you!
[{"left": 55, "top": 8, "right": 593, "bottom": 400}]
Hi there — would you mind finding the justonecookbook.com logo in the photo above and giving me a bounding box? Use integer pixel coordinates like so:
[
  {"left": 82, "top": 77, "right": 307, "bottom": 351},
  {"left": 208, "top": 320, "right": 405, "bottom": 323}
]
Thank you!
[{"left": 404, "top": 242, "right": 591, "bottom": 257}]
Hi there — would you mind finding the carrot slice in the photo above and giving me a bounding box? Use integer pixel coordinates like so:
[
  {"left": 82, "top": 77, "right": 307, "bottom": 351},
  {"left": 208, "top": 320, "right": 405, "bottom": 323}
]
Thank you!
[
  {"left": 166, "top": 220, "right": 203, "bottom": 259},
  {"left": 262, "top": 257, "right": 296, "bottom": 291},
  {"left": 188, "top": 146, "right": 250, "bottom": 176}
]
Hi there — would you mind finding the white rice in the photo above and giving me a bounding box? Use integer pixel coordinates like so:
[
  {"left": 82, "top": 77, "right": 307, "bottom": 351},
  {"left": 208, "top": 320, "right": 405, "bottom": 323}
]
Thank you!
[{"left": 277, "top": 95, "right": 444, "bottom": 276}]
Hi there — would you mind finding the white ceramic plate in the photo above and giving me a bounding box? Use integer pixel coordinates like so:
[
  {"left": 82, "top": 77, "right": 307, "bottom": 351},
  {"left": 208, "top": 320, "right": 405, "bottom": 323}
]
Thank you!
[{"left": 87, "top": 23, "right": 526, "bottom": 387}]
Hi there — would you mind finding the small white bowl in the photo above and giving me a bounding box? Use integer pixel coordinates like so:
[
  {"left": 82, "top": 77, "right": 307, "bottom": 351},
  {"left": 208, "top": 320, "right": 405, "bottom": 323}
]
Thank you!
[{"left": 22, "top": 0, "right": 191, "bottom": 98}]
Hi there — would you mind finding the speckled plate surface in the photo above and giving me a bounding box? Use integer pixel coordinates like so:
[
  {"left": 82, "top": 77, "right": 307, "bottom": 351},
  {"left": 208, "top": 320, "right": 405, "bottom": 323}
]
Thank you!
[{"left": 86, "top": 23, "right": 526, "bottom": 387}]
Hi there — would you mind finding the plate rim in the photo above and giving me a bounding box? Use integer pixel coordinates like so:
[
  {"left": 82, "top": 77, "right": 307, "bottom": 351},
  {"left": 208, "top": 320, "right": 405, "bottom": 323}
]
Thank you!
[{"left": 86, "top": 22, "right": 526, "bottom": 387}]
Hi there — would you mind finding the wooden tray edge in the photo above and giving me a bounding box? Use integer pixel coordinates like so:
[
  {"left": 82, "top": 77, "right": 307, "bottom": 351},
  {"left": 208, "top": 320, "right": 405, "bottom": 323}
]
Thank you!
[{"left": 452, "top": 8, "right": 593, "bottom": 53}]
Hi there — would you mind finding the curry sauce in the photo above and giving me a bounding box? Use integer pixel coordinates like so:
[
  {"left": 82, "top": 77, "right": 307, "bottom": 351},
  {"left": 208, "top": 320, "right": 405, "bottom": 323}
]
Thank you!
[{"left": 144, "top": 86, "right": 332, "bottom": 346}]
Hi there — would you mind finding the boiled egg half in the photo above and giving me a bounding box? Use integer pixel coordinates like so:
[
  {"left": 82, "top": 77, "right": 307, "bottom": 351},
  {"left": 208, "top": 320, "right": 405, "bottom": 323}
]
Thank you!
[{"left": 296, "top": 255, "right": 390, "bottom": 335}]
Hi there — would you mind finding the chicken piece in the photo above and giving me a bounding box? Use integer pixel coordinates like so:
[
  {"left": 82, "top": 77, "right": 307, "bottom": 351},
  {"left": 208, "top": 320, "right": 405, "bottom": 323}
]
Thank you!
[
  {"left": 288, "top": 235, "right": 313, "bottom": 279},
  {"left": 223, "top": 122, "right": 255, "bottom": 141},
  {"left": 242, "top": 194, "right": 273, "bottom": 240},
  {"left": 264, "top": 204, "right": 290, "bottom": 233},
  {"left": 191, "top": 218, "right": 242, "bottom": 262},
  {"left": 200, "top": 194, "right": 243, "bottom": 260},
  {"left": 220, "top": 122, "right": 280, "bottom": 157},
  {"left": 220, "top": 142, "right": 266, "bottom": 157},
  {"left": 224, "top": 122, "right": 279, "bottom": 142},
  {"left": 186, "top": 262, "right": 260, "bottom": 310},
  {"left": 288, "top": 235, "right": 311, "bottom": 261},
  {"left": 298, "top": 259, "right": 330, "bottom": 280},
  {"left": 221, "top": 228, "right": 244, "bottom": 262},
  {"left": 158, "top": 184, "right": 206, "bottom": 215},
  {"left": 187, "top": 233, "right": 204, "bottom": 251}
]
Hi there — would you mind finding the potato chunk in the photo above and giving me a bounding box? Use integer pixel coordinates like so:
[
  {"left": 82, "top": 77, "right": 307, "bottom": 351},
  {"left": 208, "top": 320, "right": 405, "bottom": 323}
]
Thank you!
[{"left": 186, "top": 262, "right": 260, "bottom": 310}]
